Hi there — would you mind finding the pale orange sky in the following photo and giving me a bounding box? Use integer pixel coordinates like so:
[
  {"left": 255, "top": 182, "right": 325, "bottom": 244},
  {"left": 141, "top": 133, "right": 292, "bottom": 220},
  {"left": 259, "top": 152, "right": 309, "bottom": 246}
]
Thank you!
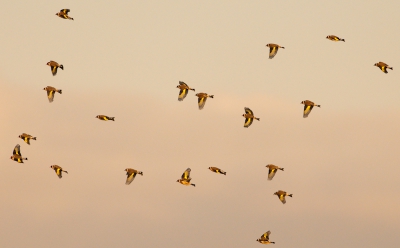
[{"left": 1, "top": 1, "right": 400, "bottom": 247}]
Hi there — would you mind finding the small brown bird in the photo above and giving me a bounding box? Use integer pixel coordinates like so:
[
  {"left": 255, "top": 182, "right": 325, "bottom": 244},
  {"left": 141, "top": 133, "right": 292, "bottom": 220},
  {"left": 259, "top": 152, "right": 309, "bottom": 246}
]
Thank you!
[
  {"left": 18, "top": 133, "right": 36, "bottom": 145},
  {"left": 177, "top": 168, "right": 195, "bottom": 187},
  {"left": 374, "top": 62, "right": 393, "bottom": 74},
  {"left": 50, "top": 165, "right": 68, "bottom": 179},
  {"left": 208, "top": 167, "right": 226, "bottom": 175},
  {"left": 265, "top": 164, "right": 284, "bottom": 180},
  {"left": 326, "top": 35, "right": 345, "bottom": 42},
  {"left": 10, "top": 144, "right": 27, "bottom": 163},
  {"left": 256, "top": 231, "right": 275, "bottom": 245},
  {"left": 56, "top": 9, "right": 74, "bottom": 20},
  {"left": 266, "top": 43, "right": 285, "bottom": 59},
  {"left": 124, "top": 168, "right": 143, "bottom": 185},
  {"left": 195, "top": 93, "right": 214, "bottom": 110},
  {"left": 243, "top": 107, "right": 260, "bottom": 128},
  {"left": 301, "top": 100, "right": 320, "bottom": 118},
  {"left": 96, "top": 115, "right": 115, "bottom": 121},
  {"left": 274, "top": 190, "right": 293, "bottom": 204},
  {"left": 177, "top": 81, "right": 195, "bottom": 101},
  {"left": 43, "top": 86, "right": 62, "bottom": 103},
  {"left": 46, "top": 61, "right": 63, "bottom": 76}
]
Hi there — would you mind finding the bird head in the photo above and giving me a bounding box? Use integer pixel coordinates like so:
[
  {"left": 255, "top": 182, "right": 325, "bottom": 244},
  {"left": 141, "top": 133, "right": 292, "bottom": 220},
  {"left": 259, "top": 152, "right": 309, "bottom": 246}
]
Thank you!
[
  {"left": 46, "top": 62, "right": 50, "bottom": 66},
  {"left": 96, "top": 115, "right": 99, "bottom": 118},
  {"left": 301, "top": 101, "right": 304, "bottom": 104},
  {"left": 10, "top": 156, "right": 13, "bottom": 160},
  {"left": 266, "top": 44, "right": 270, "bottom": 47},
  {"left": 374, "top": 63, "right": 378, "bottom": 67},
  {"left": 18, "top": 135, "right": 21, "bottom": 138}
]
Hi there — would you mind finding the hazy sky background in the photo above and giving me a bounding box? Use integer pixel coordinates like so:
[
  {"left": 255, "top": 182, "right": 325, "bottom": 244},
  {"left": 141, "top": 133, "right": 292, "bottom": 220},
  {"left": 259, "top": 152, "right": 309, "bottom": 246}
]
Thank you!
[{"left": 1, "top": 1, "right": 400, "bottom": 247}]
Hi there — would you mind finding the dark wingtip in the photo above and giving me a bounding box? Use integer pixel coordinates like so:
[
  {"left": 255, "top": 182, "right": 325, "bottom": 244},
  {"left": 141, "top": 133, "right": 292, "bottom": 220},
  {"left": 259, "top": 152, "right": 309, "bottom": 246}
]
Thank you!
[
  {"left": 209, "top": 95, "right": 214, "bottom": 98},
  {"left": 32, "top": 137, "right": 37, "bottom": 140},
  {"left": 289, "top": 194, "right": 293, "bottom": 197}
]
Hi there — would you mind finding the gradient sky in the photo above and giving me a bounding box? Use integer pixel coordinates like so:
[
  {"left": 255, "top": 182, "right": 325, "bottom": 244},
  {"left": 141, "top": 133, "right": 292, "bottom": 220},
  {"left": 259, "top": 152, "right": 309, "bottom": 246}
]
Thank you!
[{"left": 1, "top": 1, "right": 400, "bottom": 247}]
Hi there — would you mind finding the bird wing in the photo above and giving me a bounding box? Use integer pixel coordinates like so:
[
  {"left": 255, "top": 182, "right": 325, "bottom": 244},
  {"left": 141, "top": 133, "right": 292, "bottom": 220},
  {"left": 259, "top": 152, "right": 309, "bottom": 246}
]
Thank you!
[
  {"left": 22, "top": 135, "right": 30, "bottom": 145},
  {"left": 56, "top": 168, "right": 62, "bottom": 178},
  {"left": 126, "top": 172, "right": 137, "bottom": 185},
  {"left": 178, "top": 89, "right": 188, "bottom": 101},
  {"left": 244, "top": 117, "right": 253, "bottom": 128},
  {"left": 182, "top": 168, "right": 191, "bottom": 180},
  {"left": 13, "top": 144, "right": 21, "bottom": 156},
  {"left": 198, "top": 97, "right": 207, "bottom": 110},
  {"left": 279, "top": 194, "right": 286, "bottom": 204},
  {"left": 269, "top": 46, "right": 278, "bottom": 59},
  {"left": 379, "top": 65, "right": 388, "bottom": 73},
  {"left": 268, "top": 168, "right": 277, "bottom": 180},
  {"left": 51, "top": 66, "right": 58, "bottom": 76},
  {"left": 61, "top": 9, "right": 70, "bottom": 14},
  {"left": 260, "top": 231, "right": 271, "bottom": 241},
  {"left": 244, "top": 107, "right": 253, "bottom": 115},
  {"left": 303, "top": 105, "right": 314, "bottom": 118},
  {"left": 47, "top": 90, "right": 55, "bottom": 102},
  {"left": 179, "top": 81, "right": 188, "bottom": 87}
]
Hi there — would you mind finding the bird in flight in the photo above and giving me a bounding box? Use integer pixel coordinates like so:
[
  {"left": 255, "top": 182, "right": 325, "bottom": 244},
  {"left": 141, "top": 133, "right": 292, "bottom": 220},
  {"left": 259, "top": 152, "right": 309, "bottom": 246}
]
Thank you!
[
  {"left": 326, "top": 35, "right": 345, "bottom": 42},
  {"left": 242, "top": 107, "right": 260, "bottom": 128},
  {"left": 43, "top": 86, "right": 62, "bottom": 103},
  {"left": 56, "top": 9, "right": 74, "bottom": 20},
  {"left": 256, "top": 230, "right": 275, "bottom": 244},
  {"left": 176, "top": 81, "right": 195, "bottom": 101},
  {"left": 50, "top": 165, "right": 68, "bottom": 179},
  {"left": 374, "top": 62, "right": 393, "bottom": 74},
  {"left": 266, "top": 43, "right": 285, "bottom": 59},
  {"left": 301, "top": 100, "right": 320, "bottom": 118},
  {"left": 18, "top": 133, "right": 36, "bottom": 145},
  {"left": 195, "top": 93, "right": 214, "bottom": 110},
  {"left": 177, "top": 168, "right": 195, "bottom": 187},
  {"left": 10, "top": 144, "right": 27, "bottom": 163},
  {"left": 124, "top": 168, "right": 143, "bottom": 185}
]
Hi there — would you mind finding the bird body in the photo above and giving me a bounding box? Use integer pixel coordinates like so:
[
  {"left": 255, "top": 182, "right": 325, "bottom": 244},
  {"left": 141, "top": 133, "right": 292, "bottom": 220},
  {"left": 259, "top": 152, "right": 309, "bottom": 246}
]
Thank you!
[
  {"left": 274, "top": 190, "right": 293, "bottom": 204},
  {"left": 177, "top": 168, "right": 195, "bottom": 186},
  {"left": 10, "top": 144, "right": 27, "bottom": 163},
  {"left": 374, "top": 62, "right": 393, "bottom": 74},
  {"left": 96, "top": 115, "right": 115, "bottom": 121},
  {"left": 177, "top": 81, "right": 195, "bottom": 101},
  {"left": 326, "top": 35, "right": 345, "bottom": 42},
  {"left": 43, "top": 86, "right": 62, "bottom": 103},
  {"left": 256, "top": 231, "right": 275, "bottom": 244},
  {"left": 266, "top": 43, "right": 285, "bottom": 59},
  {"left": 46, "top": 61, "right": 63, "bottom": 76},
  {"left": 56, "top": 9, "right": 74, "bottom": 20},
  {"left": 18, "top": 133, "right": 36, "bottom": 145},
  {"left": 243, "top": 107, "right": 260, "bottom": 128},
  {"left": 125, "top": 168, "right": 143, "bottom": 185},
  {"left": 301, "top": 100, "right": 320, "bottom": 118},
  {"left": 195, "top": 93, "right": 214, "bottom": 110},
  {"left": 50, "top": 165, "right": 68, "bottom": 179},
  {"left": 208, "top": 167, "right": 226, "bottom": 175},
  {"left": 265, "top": 164, "right": 284, "bottom": 180}
]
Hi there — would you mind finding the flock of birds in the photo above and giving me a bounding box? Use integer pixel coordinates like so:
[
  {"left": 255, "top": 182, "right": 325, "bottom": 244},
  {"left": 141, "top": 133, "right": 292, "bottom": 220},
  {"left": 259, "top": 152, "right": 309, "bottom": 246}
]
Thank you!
[{"left": 8, "top": 8, "right": 394, "bottom": 246}]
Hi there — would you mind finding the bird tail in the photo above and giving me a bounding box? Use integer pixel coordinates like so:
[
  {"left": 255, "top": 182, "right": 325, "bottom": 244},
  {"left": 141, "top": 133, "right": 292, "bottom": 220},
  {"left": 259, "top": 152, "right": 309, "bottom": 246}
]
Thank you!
[
  {"left": 57, "top": 89, "right": 62, "bottom": 94},
  {"left": 288, "top": 194, "right": 293, "bottom": 197},
  {"left": 255, "top": 118, "right": 260, "bottom": 121},
  {"left": 64, "top": 171, "right": 68, "bottom": 174},
  {"left": 70, "top": 17, "right": 74, "bottom": 20},
  {"left": 281, "top": 47, "right": 285, "bottom": 49},
  {"left": 32, "top": 137, "right": 37, "bottom": 140},
  {"left": 190, "top": 88, "right": 195, "bottom": 91},
  {"left": 191, "top": 184, "right": 196, "bottom": 187},
  {"left": 279, "top": 168, "right": 284, "bottom": 171},
  {"left": 59, "top": 65, "right": 64, "bottom": 70},
  {"left": 341, "top": 39, "right": 345, "bottom": 42},
  {"left": 139, "top": 172, "right": 143, "bottom": 176},
  {"left": 389, "top": 67, "right": 393, "bottom": 70},
  {"left": 223, "top": 172, "right": 227, "bottom": 175},
  {"left": 271, "top": 242, "right": 275, "bottom": 244},
  {"left": 110, "top": 117, "right": 115, "bottom": 121},
  {"left": 316, "top": 105, "right": 321, "bottom": 108},
  {"left": 24, "top": 158, "right": 28, "bottom": 160},
  {"left": 209, "top": 95, "right": 214, "bottom": 98}
]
